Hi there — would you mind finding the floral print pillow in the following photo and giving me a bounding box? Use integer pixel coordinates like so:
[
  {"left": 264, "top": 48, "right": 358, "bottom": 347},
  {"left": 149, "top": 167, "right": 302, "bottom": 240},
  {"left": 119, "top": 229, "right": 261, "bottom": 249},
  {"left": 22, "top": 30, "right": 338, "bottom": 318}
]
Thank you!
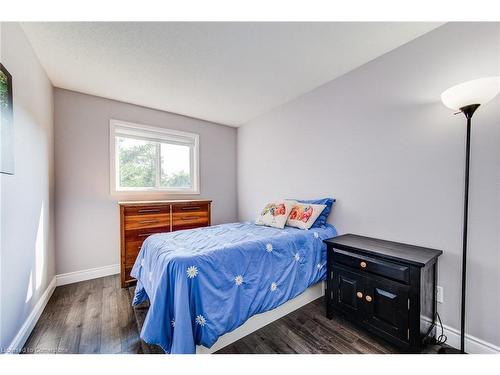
[
  {"left": 255, "top": 200, "right": 295, "bottom": 229},
  {"left": 286, "top": 203, "right": 326, "bottom": 230}
]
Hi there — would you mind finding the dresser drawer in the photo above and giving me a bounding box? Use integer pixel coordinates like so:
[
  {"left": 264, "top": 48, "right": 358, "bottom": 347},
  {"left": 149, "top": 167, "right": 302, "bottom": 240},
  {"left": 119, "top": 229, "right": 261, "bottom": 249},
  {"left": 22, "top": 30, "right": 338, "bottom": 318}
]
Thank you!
[
  {"left": 124, "top": 213, "right": 170, "bottom": 230},
  {"left": 125, "top": 240, "right": 144, "bottom": 267},
  {"left": 124, "top": 266, "right": 134, "bottom": 285},
  {"left": 332, "top": 248, "right": 409, "bottom": 284},
  {"left": 172, "top": 213, "right": 209, "bottom": 230},
  {"left": 172, "top": 202, "right": 209, "bottom": 213},
  {"left": 124, "top": 226, "right": 170, "bottom": 242},
  {"left": 124, "top": 227, "right": 169, "bottom": 267},
  {"left": 124, "top": 205, "right": 170, "bottom": 216},
  {"left": 172, "top": 203, "right": 209, "bottom": 230}
]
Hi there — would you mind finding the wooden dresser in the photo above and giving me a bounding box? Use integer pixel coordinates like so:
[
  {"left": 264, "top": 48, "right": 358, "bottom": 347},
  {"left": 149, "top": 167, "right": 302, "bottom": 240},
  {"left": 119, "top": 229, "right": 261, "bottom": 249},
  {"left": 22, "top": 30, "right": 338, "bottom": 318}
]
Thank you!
[
  {"left": 119, "top": 199, "right": 211, "bottom": 287},
  {"left": 324, "top": 234, "right": 442, "bottom": 352}
]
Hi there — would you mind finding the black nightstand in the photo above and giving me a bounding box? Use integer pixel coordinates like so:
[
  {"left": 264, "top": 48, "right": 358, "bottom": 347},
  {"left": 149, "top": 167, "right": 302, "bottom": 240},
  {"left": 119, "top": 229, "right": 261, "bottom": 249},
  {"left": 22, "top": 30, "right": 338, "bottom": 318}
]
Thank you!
[{"left": 324, "top": 234, "right": 443, "bottom": 353}]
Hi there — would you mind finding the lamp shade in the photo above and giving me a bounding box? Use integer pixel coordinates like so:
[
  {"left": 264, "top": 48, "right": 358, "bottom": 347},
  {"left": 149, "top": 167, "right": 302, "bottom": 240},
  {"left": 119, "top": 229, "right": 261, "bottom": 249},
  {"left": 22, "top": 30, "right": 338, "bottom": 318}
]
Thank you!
[{"left": 441, "top": 76, "right": 500, "bottom": 111}]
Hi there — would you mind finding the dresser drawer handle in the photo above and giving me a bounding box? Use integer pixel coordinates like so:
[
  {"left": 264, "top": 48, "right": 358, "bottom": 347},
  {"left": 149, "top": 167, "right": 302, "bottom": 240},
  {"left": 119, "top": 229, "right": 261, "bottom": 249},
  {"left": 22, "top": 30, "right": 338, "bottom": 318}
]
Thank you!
[
  {"left": 365, "top": 295, "right": 372, "bottom": 302},
  {"left": 360, "top": 261, "right": 367, "bottom": 268},
  {"left": 356, "top": 292, "right": 363, "bottom": 299},
  {"left": 182, "top": 216, "right": 200, "bottom": 220},
  {"left": 138, "top": 219, "right": 159, "bottom": 224},
  {"left": 137, "top": 209, "right": 161, "bottom": 213},
  {"left": 137, "top": 233, "right": 156, "bottom": 238},
  {"left": 181, "top": 206, "right": 201, "bottom": 211}
]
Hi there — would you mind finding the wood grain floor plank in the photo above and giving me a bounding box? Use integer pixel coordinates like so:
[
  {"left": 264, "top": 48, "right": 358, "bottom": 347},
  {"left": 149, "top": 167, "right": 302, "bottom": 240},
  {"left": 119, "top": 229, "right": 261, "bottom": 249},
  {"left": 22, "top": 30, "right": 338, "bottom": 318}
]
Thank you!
[
  {"left": 117, "top": 287, "right": 142, "bottom": 353},
  {"left": 57, "top": 296, "right": 86, "bottom": 352},
  {"left": 257, "top": 324, "right": 300, "bottom": 354},
  {"left": 78, "top": 278, "right": 104, "bottom": 353},
  {"left": 289, "top": 307, "right": 365, "bottom": 354},
  {"left": 100, "top": 284, "right": 122, "bottom": 354},
  {"left": 267, "top": 320, "right": 320, "bottom": 354}
]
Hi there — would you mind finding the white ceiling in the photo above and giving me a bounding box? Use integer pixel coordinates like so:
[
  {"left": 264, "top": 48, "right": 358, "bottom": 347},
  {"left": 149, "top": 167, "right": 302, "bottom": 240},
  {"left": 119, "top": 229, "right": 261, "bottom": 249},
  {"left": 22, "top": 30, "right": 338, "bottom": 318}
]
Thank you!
[{"left": 22, "top": 22, "right": 443, "bottom": 126}]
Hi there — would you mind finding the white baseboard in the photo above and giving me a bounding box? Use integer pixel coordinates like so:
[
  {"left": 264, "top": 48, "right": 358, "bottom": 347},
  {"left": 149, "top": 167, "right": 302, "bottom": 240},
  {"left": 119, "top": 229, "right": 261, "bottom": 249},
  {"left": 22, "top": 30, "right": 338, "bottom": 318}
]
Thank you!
[
  {"left": 439, "top": 322, "right": 500, "bottom": 354},
  {"left": 5, "top": 277, "right": 57, "bottom": 354},
  {"left": 422, "top": 316, "right": 499, "bottom": 354},
  {"left": 56, "top": 264, "right": 120, "bottom": 286},
  {"left": 196, "top": 281, "right": 325, "bottom": 354}
]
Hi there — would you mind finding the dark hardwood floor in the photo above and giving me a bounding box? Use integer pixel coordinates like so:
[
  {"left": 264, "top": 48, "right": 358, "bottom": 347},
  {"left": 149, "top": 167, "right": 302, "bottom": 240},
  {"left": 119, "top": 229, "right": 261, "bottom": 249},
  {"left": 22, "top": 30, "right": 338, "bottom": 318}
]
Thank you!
[
  {"left": 22, "top": 275, "right": 441, "bottom": 354},
  {"left": 23, "top": 275, "right": 163, "bottom": 354}
]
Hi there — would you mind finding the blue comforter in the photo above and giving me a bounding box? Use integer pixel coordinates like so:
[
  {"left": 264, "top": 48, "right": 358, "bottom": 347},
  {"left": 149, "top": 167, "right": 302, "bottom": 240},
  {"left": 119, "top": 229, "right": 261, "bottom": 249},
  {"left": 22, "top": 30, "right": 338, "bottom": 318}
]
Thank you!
[{"left": 131, "top": 221, "right": 337, "bottom": 354}]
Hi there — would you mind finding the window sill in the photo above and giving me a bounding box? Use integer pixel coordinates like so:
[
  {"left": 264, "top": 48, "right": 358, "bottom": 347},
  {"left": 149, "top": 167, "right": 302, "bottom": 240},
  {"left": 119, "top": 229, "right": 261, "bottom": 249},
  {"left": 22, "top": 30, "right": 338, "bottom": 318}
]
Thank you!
[{"left": 111, "top": 189, "right": 200, "bottom": 196}]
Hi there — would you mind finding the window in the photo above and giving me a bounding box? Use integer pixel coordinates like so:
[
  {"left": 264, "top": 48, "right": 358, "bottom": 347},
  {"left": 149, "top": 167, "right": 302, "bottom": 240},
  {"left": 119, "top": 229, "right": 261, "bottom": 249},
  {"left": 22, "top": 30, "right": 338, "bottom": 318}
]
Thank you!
[{"left": 110, "top": 120, "right": 199, "bottom": 194}]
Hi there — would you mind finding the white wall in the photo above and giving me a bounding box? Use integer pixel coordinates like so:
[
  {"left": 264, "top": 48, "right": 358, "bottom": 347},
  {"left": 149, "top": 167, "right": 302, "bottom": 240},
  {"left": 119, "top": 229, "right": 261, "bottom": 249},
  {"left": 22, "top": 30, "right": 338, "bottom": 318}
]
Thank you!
[
  {"left": 0, "top": 23, "right": 55, "bottom": 349},
  {"left": 238, "top": 22, "right": 500, "bottom": 348},
  {"left": 54, "top": 89, "right": 238, "bottom": 275}
]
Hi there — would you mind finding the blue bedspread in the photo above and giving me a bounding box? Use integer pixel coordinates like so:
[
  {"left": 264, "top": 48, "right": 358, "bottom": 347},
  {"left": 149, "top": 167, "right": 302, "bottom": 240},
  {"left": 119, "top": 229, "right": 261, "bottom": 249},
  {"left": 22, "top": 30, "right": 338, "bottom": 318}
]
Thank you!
[{"left": 131, "top": 221, "right": 337, "bottom": 354}]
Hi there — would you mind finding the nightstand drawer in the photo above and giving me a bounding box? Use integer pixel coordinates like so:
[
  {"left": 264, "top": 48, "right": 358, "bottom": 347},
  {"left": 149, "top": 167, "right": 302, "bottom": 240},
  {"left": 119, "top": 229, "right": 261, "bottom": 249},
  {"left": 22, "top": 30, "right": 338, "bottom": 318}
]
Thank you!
[{"left": 332, "top": 248, "right": 409, "bottom": 284}]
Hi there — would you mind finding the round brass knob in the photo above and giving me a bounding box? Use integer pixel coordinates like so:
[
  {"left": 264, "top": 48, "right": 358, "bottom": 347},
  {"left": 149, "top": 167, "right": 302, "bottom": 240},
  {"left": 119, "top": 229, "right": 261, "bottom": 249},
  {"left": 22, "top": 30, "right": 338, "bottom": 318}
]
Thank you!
[
  {"left": 356, "top": 292, "right": 363, "bottom": 299},
  {"left": 360, "top": 261, "right": 367, "bottom": 268},
  {"left": 365, "top": 295, "right": 372, "bottom": 302}
]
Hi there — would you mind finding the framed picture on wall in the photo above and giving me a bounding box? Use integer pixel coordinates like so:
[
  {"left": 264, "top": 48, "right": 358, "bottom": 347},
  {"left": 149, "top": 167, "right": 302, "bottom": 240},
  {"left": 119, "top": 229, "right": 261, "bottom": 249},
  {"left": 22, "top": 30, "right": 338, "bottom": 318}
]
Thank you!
[{"left": 0, "top": 62, "right": 14, "bottom": 175}]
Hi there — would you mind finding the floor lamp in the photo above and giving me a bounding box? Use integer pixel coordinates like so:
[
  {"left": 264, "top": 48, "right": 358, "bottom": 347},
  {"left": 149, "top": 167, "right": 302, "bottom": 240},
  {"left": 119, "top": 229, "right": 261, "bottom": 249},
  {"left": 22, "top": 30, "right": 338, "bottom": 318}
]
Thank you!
[{"left": 439, "top": 76, "right": 500, "bottom": 354}]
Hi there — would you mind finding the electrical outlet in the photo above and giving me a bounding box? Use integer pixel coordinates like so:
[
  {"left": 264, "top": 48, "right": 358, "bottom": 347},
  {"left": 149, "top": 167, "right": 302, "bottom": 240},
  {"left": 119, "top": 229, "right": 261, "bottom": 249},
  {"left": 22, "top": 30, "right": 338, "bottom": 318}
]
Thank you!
[{"left": 436, "top": 286, "right": 444, "bottom": 303}]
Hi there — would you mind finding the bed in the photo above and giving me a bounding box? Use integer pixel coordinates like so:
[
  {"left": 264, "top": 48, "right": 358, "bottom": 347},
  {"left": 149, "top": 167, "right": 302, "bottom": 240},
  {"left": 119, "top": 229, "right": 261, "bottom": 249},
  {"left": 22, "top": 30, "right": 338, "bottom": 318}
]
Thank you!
[{"left": 131, "top": 221, "right": 337, "bottom": 354}]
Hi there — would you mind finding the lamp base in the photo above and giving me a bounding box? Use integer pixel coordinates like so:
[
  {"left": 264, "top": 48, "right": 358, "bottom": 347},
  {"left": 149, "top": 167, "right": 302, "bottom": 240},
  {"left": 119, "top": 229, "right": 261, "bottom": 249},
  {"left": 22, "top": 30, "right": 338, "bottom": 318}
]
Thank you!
[{"left": 438, "top": 346, "right": 465, "bottom": 354}]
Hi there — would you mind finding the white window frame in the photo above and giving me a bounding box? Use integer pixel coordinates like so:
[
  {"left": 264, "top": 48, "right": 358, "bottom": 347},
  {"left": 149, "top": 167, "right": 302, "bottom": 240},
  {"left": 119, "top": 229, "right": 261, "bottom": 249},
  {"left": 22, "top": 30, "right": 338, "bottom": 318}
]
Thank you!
[{"left": 110, "top": 119, "right": 200, "bottom": 195}]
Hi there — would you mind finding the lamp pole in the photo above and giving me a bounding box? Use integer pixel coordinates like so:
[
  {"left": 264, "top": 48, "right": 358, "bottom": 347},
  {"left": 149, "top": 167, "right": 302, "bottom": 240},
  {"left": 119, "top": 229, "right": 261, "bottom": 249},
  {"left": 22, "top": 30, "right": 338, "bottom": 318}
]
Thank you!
[
  {"left": 439, "top": 77, "right": 500, "bottom": 354},
  {"left": 458, "top": 103, "right": 479, "bottom": 354},
  {"left": 439, "top": 103, "right": 480, "bottom": 354}
]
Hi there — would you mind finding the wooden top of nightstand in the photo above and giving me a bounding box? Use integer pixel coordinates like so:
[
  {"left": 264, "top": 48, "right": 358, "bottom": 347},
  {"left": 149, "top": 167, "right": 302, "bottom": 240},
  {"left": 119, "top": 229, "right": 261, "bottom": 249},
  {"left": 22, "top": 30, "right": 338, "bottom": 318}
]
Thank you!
[{"left": 324, "top": 233, "right": 442, "bottom": 267}]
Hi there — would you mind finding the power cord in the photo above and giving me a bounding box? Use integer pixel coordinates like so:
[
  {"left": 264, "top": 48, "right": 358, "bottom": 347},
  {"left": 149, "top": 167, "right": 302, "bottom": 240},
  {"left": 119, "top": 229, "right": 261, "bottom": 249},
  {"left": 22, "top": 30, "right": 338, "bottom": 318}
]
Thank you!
[{"left": 435, "top": 311, "right": 448, "bottom": 345}]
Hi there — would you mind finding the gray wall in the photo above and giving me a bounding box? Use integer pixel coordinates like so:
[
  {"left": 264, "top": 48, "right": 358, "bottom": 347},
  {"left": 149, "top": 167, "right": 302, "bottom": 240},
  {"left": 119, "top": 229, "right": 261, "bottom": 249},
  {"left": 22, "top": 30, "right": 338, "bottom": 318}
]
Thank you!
[
  {"left": 0, "top": 23, "right": 55, "bottom": 349},
  {"left": 238, "top": 22, "right": 500, "bottom": 347},
  {"left": 54, "top": 89, "right": 237, "bottom": 275}
]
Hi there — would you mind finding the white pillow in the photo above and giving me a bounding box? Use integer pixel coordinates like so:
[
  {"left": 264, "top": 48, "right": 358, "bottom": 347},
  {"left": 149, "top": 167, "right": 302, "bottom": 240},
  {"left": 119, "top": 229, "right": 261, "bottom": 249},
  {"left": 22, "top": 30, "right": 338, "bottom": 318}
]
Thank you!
[
  {"left": 286, "top": 202, "right": 326, "bottom": 230},
  {"left": 255, "top": 200, "right": 295, "bottom": 229}
]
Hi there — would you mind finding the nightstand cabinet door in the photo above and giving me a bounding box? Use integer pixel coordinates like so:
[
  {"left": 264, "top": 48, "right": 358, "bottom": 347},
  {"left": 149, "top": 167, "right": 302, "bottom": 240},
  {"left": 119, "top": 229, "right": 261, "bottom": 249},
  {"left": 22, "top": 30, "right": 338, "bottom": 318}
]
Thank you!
[
  {"left": 332, "top": 267, "right": 366, "bottom": 319},
  {"left": 363, "top": 277, "right": 410, "bottom": 342}
]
